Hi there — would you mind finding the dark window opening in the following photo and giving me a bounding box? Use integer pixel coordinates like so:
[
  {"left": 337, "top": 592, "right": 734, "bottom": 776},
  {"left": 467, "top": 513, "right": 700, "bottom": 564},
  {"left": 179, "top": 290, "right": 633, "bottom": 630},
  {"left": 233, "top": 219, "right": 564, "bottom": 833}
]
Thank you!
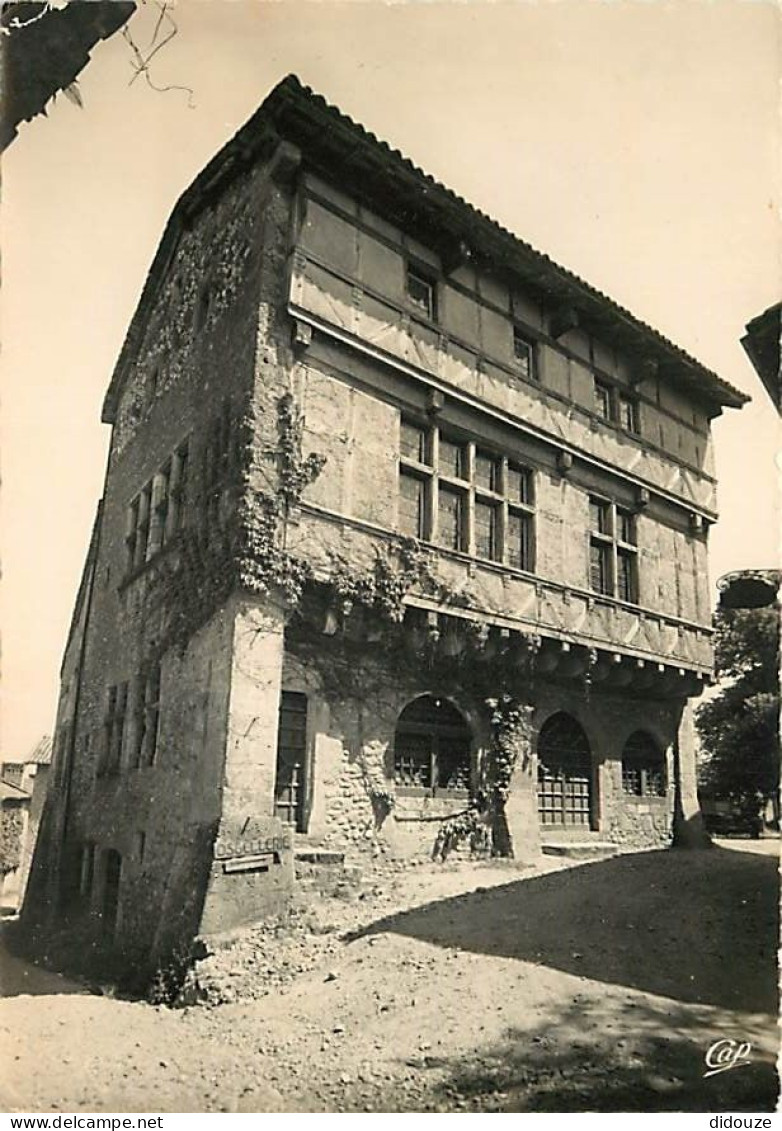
[
  {"left": 406, "top": 264, "right": 437, "bottom": 321},
  {"left": 400, "top": 420, "right": 428, "bottom": 464},
  {"left": 439, "top": 436, "right": 467, "bottom": 480},
  {"left": 507, "top": 463, "right": 533, "bottom": 506},
  {"left": 590, "top": 497, "right": 610, "bottom": 535},
  {"left": 590, "top": 541, "right": 612, "bottom": 596},
  {"left": 594, "top": 380, "right": 613, "bottom": 420},
  {"left": 102, "top": 684, "right": 128, "bottom": 776},
  {"left": 474, "top": 501, "right": 500, "bottom": 561},
  {"left": 589, "top": 497, "right": 638, "bottom": 603},
  {"left": 508, "top": 510, "right": 533, "bottom": 571},
  {"left": 195, "top": 284, "right": 211, "bottom": 332},
  {"left": 513, "top": 328, "right": 536, "bottom": 379},
  {"left": 619, "top": 394, "right": 639, "bottom": 433},
  {"left": 79, "top": 842, "right": 95, "bottom": 897},
  {"left": 399, "top": 471, "right": 426, "bottom": 540},
  {"left": 437, "top": 487, "right": 466, "bottom": 552},
  {"left": 617, "top": 549, "right": 636, "bottom": 603},
  {"left": 274, "top": 692, "right": 308, "bottom": 832},
  {"left": 101, "top": 849, "right": 122, "bottom": 939},
  {"left": 474, "top": 450, "right": 500, "bottom": 493},
  {"left": 622, "top": 731, "right": 666, "bottom": 797}
]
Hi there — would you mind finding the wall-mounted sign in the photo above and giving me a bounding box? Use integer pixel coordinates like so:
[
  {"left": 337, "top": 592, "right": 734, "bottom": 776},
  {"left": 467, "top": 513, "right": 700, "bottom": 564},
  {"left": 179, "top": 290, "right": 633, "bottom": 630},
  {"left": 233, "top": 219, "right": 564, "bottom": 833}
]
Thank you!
[{"left": 213, "top": 815, "right": 292, "bottom": 864}]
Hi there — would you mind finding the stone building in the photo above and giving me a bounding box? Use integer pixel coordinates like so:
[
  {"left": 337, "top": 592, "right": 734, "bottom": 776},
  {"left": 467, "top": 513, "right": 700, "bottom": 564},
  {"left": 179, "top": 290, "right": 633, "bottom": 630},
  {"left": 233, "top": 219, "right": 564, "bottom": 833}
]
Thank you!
[
  {"left": 25, "top": 76, "right": 748, "bottom": 971},
  {"left": 1, "top": 736, "right": 51, "bottom": 909}
]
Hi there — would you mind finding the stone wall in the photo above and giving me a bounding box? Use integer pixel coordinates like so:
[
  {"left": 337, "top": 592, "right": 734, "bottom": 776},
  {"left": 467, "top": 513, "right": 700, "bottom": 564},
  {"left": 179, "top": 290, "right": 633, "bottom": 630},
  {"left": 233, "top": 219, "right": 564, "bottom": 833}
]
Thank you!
[
  {"left": 281, "top": 638, "right": 683, "bottom": 863},
  {"left": 25, "top": 152, "right": 300, "bottom": 969}
]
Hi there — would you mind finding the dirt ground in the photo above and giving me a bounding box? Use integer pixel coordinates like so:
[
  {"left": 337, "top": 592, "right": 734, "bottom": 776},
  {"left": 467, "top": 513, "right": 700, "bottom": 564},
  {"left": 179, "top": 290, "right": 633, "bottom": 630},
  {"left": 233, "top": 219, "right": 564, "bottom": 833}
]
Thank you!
[{"left": 1, "top": 839, "right": 778, "bottom": 1113}]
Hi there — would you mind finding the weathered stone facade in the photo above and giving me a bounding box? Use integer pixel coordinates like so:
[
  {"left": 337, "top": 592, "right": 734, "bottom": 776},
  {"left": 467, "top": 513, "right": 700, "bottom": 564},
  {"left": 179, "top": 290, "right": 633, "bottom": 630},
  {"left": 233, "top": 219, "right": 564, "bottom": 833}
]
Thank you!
[{"left": 25, "top": 76, "right": 747, "bottom": 978}]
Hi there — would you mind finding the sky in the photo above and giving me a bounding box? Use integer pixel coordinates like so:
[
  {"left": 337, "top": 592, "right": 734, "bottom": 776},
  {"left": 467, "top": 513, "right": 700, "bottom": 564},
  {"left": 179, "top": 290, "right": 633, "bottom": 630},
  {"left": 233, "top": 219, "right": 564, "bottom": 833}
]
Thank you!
[{"left": 2, "top": 0, "right": 779, "bottom": 759}]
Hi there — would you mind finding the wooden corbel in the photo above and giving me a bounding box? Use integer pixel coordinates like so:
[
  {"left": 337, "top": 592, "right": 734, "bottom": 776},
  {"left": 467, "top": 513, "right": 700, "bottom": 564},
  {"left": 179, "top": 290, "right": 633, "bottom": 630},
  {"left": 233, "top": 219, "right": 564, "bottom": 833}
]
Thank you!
[{"left": 549, "top": 305, "right": 579, "bottom": 340}]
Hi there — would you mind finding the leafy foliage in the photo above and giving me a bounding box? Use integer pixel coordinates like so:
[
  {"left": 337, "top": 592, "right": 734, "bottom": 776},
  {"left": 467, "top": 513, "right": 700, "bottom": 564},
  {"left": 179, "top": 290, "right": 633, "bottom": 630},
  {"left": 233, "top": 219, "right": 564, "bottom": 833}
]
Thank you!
[
  {"left": 328, "top": 540, "right": 450, "bottom": 625},
  {"left": 696, "top": 606, "right": 780, "bottom": 807},
  {"left": 153, "top": 394, "right": 326, "bottom": 652},
  {"left": 433, "top": 696, "right": 533, "bottom": 861}
]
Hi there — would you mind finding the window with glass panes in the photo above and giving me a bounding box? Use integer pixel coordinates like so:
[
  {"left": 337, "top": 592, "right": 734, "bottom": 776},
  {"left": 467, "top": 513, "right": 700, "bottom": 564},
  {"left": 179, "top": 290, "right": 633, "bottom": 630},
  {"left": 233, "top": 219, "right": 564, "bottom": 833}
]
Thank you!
[
  {"left": 406, "top": 263, "right": 437, "bottom": 321},
  {"left": 619, "top": 394, "right": 639, "bottom": 433},
  {"left": 397, "top": 418, "right": 535, "bottom": 570},
  {"left": 594, "top": 380, "right": 613, "bottom": 421},
  {"left": 622, "top": 731, "right": 666, "bottom": 797},
  {"left": 125, "top": 439, "right": 190, "bottom": 576},
  {"left": 593, "top": 376, "right": 639, "bottom": 435},
  {"left": 512, "top": 327, "right": 536, "bottom": 380},
  {"left": 588, "top": 497, "right": 638, "bottom": 602}
]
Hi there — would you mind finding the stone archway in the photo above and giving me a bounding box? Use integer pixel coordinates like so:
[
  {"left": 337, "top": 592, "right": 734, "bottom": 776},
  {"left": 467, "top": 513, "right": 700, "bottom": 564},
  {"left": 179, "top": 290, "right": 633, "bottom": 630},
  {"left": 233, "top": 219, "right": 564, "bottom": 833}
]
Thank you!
[
  {"left": 537, "top": 712, "right": 594, "bottom": 829},
  {"left": 393, "top": 695, "right": 472, "bottom": 799}
]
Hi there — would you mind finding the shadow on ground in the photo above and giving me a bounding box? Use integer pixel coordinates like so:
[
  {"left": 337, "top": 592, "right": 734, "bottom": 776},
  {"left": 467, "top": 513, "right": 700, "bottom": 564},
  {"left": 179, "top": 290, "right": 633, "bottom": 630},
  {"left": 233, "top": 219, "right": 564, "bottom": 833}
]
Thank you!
[
  {"left": 0, "top": 920, "right": 87, "bottom": 998},
  {"left": 426, "top": 995, "right": 778, "bottom": 1112},
  {"left": 349, "top": 846, "right": 778, "bottom": 1013}
]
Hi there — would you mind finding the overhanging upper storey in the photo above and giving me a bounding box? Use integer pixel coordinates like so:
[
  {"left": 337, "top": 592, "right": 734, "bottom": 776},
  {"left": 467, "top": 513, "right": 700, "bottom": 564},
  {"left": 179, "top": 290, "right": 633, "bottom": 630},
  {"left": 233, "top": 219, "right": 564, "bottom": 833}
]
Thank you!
[{"left": 103, "top": 74, "right": 748, "bottom": 430}]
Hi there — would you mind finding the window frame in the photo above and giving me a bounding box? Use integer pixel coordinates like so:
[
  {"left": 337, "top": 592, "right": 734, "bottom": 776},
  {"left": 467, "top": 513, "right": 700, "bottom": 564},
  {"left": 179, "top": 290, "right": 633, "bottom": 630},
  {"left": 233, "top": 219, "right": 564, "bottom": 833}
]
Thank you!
[
  {"left": 588, "top": 496, "right": 638, "bottom": 604},
  {"left": 101, "top": 682, "right": 128, "bottom": 777},
  {"left": 393, "top": 697, "right": 472, "bottom": 799},
  {"left": 397, "top": 417, "right": 536, "bottom": 571},
  {"left": 512, "top": 326, "right": 537, "bottom": 381},
  {"left": 621, "top": 732, "right": 666, "bottom": 798},
  {"left": 593, "top": 377, "right": 640, "bottom": 436},
  {"left": 125, "top": 438, "right": 190, "bottom": 578},
  {"left": 405, "top": 262, "right": 438, "bottom": 322}
]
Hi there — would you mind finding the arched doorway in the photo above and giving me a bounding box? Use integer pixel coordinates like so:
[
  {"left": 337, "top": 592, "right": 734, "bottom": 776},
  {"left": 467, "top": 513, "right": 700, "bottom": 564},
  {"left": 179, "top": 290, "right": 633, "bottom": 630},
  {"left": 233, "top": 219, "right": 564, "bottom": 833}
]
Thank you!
[
  {"left": 537, "top": 713, "right": 593, "bottom": 828},
  {"left": 393, "top": 696, "right": 472, "bottom": 798}
]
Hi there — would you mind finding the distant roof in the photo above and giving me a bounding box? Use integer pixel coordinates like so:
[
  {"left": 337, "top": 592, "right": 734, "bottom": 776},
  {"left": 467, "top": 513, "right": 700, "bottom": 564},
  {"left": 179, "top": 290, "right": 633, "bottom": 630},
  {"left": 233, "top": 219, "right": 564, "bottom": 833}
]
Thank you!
[
  {"left": 741, "top": 303, "right": 781, "bottom": 414},
  {"left": 717, "top": 569, "right": 780, "bottom": 611},
  {"left": 102, "top": 74, "right": 749, "bottom": 424},
  {"left": 26, "top": 735, "right": 52, "bottom": 765}
]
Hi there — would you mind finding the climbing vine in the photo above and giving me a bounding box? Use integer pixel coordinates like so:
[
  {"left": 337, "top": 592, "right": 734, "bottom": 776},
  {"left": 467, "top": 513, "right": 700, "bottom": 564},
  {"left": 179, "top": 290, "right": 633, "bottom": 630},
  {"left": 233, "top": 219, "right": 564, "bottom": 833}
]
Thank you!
[
  {"left": 150, "top": 392, "right": 326, "bottom": 654},
  {"left": 0, "top": 806, "right": 24, "bottom": 875},
  {"left": 327, "top": 539, "right": 451, "bottom": 625},
  {"left": 273, "top": 393, "right": 327, "bottom": 514}
]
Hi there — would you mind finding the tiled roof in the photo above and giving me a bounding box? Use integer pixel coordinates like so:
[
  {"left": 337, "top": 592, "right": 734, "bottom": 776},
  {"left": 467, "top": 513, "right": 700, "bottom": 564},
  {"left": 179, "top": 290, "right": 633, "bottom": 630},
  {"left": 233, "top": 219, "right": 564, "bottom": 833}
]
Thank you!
[{"left": 102, "top": 74, "right": 749, "bottom": 423}]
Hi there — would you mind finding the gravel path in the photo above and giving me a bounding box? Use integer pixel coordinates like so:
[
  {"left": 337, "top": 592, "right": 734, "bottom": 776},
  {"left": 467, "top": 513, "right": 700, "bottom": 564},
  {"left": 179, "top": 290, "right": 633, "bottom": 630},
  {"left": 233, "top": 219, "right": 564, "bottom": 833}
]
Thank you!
[{"left": 2, "top": 841, "right": 778, "bottom": 1112}]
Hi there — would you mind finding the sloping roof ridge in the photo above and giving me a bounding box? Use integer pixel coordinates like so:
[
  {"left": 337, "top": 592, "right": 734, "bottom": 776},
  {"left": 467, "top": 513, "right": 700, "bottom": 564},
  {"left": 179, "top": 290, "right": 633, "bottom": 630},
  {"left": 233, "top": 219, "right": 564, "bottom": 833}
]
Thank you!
[{"left": 26, "top": 735, "right": 53, "bottom": 765}]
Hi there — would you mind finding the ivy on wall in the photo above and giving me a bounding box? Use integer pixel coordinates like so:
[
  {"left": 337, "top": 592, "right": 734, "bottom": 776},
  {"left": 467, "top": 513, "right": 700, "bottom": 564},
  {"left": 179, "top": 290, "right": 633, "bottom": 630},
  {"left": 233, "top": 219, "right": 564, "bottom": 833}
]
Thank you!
[
  {"left": 149, "top": 392, "right": 325, "bottom": 654},
  {"left": 142, "top": 390, "right": 542, "bottom": 861}
]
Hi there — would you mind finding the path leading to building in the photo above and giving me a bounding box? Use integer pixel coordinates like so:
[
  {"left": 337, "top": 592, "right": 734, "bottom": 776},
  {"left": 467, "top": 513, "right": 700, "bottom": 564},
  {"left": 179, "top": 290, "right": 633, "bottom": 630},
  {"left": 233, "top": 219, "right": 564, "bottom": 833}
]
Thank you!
[{"left": 1, "top": 840, "right": 778, "bottom": 1113}]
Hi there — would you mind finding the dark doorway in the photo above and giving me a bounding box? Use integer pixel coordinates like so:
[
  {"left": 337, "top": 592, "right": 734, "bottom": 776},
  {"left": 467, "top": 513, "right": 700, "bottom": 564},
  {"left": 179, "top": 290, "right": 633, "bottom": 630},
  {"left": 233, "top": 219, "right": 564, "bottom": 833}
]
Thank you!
[
  {"left": 101, "top": 849, "right": 122, "bottom": 939},
  {"left": 274, "top": 691, "right": 308, "bottom": 831},
  {"left": 537, "top": 713, "right": 593, "bottom": 828}
]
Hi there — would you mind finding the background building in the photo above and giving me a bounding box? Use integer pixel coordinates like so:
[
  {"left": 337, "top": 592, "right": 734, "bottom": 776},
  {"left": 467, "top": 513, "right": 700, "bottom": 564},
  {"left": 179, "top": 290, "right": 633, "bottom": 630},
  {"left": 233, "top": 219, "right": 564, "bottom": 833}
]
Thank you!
[
  {"left": 1, "top": 736, "right": 51, "bottom": 908},
  {"left": 741, "top": 303, "right": 780, "bottom": 414},
  {"left": 25, "top": 77, "right": 747, "bottom": 974}
]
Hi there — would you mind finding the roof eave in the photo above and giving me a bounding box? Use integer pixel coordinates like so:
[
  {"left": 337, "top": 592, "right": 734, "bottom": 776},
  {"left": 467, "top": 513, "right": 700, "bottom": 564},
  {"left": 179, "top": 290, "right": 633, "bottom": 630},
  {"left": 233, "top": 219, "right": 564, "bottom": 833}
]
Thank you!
[{"left": 101, "top": 74, "right": 749, "bottom": 424}]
